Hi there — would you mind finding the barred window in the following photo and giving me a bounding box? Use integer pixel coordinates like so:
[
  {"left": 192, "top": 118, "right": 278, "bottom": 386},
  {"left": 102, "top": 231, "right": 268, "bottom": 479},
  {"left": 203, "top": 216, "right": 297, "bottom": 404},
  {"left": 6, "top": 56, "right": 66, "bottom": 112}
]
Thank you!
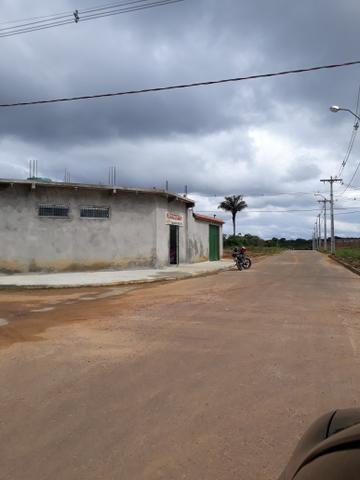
[
  {"left": 80, "top": 206, "right": 110, "bottom": 219},
  {"left": 39, "top": 205, "right": 69, "bottom": 217}
]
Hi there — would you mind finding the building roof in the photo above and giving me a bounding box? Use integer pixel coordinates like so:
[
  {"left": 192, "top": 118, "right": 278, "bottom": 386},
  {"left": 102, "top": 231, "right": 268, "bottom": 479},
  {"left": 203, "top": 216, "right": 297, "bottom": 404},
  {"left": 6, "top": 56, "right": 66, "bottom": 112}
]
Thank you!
[
  {"left": 0, "top": 178, "right": 195, "bottom": 207},
  {"left": 193, "top": 213, "right": 224, "bottom": 225}
]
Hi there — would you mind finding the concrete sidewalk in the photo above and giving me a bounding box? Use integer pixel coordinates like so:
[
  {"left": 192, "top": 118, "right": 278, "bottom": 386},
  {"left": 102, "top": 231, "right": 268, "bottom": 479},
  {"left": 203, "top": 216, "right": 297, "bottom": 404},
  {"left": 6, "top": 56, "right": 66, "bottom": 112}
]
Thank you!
[{"left": 0, "top": 260, "right": 233, "bottom": 289}]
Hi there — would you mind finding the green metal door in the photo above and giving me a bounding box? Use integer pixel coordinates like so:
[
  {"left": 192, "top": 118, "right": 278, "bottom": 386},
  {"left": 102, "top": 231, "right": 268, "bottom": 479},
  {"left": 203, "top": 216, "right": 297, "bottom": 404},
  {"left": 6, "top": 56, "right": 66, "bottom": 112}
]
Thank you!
[{"left": 209, "top": 225, "right": 220, "bottom": 261}]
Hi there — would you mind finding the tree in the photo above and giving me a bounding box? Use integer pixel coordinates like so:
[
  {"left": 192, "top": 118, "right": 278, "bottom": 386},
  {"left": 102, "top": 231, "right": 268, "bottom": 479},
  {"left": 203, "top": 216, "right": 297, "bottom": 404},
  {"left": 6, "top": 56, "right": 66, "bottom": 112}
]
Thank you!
[{"left": 218, "top": 195, "right": 247, "bottom": 236}]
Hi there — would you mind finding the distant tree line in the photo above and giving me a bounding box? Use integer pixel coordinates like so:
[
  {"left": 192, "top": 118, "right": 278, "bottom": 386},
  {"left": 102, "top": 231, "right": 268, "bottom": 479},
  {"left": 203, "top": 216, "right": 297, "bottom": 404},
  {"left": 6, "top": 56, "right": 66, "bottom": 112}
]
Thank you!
[{"left": 223, "top": 234, "right": 312, "bottom": 250}]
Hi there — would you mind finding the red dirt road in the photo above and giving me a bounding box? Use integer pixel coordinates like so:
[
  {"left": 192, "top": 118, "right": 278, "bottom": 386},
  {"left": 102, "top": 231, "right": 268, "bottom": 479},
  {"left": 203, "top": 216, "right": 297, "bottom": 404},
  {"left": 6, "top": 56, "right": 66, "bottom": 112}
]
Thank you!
[{"left": 1, "top": 251, "right": 360, "bottom": 479}]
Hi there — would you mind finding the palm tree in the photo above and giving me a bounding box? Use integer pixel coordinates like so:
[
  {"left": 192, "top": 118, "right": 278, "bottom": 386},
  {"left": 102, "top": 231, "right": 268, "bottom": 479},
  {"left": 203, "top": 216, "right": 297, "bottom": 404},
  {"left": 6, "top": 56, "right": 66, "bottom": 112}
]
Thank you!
[{"left": 218, "top": 195, "right": 247, "bottom": 236}]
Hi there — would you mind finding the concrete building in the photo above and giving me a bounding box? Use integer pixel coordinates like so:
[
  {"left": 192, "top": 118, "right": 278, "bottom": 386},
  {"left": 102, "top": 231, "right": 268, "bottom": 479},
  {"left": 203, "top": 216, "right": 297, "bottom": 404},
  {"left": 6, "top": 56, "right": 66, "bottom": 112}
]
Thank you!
[{"left": 0, "top": 179, "right": 223, "bottom": 273}]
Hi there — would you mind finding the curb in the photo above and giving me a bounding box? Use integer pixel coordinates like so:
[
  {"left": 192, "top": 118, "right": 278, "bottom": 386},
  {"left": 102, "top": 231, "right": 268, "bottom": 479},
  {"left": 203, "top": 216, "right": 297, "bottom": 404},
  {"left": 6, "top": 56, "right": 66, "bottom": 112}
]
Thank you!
[
  {"left": 329, "top": 255, "right": 360, "bottom": 276},
  {"left": 0, "top": 264, "right": 233, "bottom": 290}
]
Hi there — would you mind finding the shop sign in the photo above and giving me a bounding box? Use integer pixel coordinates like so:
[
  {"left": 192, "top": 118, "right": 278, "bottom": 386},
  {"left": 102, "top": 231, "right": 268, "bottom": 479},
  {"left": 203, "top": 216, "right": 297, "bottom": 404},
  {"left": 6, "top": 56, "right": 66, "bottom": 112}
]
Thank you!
[{"left": 165, "top": 212, "right": 184, "bottom": 226}]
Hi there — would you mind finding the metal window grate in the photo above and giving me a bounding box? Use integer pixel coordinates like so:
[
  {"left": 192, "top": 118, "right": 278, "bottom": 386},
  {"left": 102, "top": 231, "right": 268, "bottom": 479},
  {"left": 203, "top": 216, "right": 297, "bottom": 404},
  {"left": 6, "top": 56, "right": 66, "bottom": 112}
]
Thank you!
[
  {"left": 80, "top": 206, "right": 110, "bottom": 219},
  {"left": 39, "top": 204, "right": 69, "bottom": 217}
]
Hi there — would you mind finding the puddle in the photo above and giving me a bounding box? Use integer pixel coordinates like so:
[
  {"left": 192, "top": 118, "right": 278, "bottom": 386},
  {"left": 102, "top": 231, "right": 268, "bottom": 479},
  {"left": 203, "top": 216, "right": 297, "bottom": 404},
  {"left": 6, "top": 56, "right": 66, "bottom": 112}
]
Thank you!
[{"left": 0, "top": 318, "right": 9, "bottom": 326}]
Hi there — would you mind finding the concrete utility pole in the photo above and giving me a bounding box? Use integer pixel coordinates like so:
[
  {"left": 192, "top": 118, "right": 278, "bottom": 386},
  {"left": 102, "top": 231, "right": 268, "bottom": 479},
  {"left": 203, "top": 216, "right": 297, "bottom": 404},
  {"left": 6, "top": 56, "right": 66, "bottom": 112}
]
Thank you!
[
  {"left": 314, "top": 219, "right": 318, "bottom": 250},
  {"left": 320, "top": 177, "right": 342, "bottom": 254},
  {"left": 317, "top": 197, "right": 330, "bottom": 251},
  {"left": 317, "top": 213, "right": 322, "bottom": 249}
]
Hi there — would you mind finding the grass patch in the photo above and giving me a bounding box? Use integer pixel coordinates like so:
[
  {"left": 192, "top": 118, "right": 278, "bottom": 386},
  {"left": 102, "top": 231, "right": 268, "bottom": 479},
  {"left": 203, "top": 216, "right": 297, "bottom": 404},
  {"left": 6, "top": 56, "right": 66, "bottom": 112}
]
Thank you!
[{"left": 335, "top": 247, "right": 360, "bottom": 269}]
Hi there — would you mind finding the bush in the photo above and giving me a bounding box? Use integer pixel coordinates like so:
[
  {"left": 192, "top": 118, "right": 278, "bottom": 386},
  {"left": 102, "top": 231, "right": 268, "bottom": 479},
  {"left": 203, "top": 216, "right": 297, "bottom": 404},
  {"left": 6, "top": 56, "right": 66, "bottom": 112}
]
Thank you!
[{"left": 223, "top": 234, "right": 312, "bottom": 250}]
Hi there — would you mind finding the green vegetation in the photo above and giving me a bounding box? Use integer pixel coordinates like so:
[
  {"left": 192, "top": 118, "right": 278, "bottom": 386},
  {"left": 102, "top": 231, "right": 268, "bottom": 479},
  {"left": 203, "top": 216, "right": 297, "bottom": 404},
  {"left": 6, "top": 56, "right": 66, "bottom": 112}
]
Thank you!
[
  {"left": 218, "top": 195, "right": 247, "bottom": 236},
  {"left": 335, "top": 247, "right": 360, "bottom": 268},
  {"left": 223, "top": 233, "right": 312, "bottom": 250}
]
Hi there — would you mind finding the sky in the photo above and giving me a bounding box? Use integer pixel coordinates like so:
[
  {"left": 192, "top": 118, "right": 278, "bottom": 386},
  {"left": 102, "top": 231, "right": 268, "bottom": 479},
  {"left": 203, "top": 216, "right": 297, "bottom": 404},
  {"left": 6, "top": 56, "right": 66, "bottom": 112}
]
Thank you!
[{"left": 1, "top": 0, "right": 360, "bottom": 238}]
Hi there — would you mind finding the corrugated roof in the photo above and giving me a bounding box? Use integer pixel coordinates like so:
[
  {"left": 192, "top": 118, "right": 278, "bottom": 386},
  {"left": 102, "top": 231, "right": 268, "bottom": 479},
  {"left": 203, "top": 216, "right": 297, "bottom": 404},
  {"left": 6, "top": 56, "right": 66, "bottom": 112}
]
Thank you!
[
  {"left": 0, "top": 178, "right": 195, "bottom": 206},
  {"left": 193, "top": 213, "right": 224, "bottom": 225}
]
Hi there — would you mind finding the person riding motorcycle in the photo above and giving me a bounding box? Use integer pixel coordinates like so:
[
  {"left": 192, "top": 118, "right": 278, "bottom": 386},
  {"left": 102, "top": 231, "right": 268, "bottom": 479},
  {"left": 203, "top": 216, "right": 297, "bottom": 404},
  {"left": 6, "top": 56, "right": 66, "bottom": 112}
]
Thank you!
[
  {"left": 232, "top": 246, "right": 246, "bottom": 261},
  {"left": 232, "top": 246, "right": 251, "bottom": 270},
  {"left": 239, "top": 246, "right": 246, "bottom": 261}
]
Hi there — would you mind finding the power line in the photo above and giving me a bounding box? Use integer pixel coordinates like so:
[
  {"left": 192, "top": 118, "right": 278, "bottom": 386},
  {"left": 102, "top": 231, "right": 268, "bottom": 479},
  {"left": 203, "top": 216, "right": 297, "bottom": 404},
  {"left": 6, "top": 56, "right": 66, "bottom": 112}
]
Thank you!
[
  {"left": 337, "top": 127, "right": 358, "bottom": 178},
  {"left": 0, "top": 0, "right": 153, "bottom": 27},
  {"left": 0, "top": 0, "right": 184, "bottom": 38},
  {"left": 335, "top": 83, "right": 360, "bottom": 195},
  {"left": 196, "top": 190, "right": 335, "bottom": 199},
  {"left": 342, "top": 158, "right": 360, "bottom": 194},
  {"left": 80, "top": 0, "right": 181, "bottom": 21},
  {"left": 0, "top": 0, "right": 167, "bottom": 31},
  {"left": 335, "top": 210, "right": 360, "bottom": 216},
  {"left": 0, "top": 19, "right": 75, "bottom": 38},
  {"left": 337, "top": 84, "right": 360, "bottom": 178},
  {"left": 81, "top": 0, "right": 157, "bottom": 15},
  {"left": 1, "top": 59, "right": 360, "bottom": 108},
  {"left": 197, "top": 207, "right": 360, "bottom": 214},
  {"left": 0, "top": 13, "right": 72, "bottom": 33},
  {"left": 0, "top": 9, "right": 71, "bottom": 27}
]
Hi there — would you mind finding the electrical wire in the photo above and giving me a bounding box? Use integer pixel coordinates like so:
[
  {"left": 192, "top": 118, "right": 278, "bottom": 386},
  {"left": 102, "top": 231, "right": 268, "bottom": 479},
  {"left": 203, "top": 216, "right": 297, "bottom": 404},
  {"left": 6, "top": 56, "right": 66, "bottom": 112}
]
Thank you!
[
  {"left": 337, "top": 128, "right": 358, "bottom": 178},
  {"left": 0, "top": 10, "right": 72, "bottom": 27},
  {"left": 337, "top": 84, "right": 360, "bottom": 178},
  {"left": 0, "top": 14, "right": 73, "bottom": 33},
  {"left": 1, "top": 59, "right": 360, "bottom": 108},
  {"left": 203, "top": 191, "right": 329, "bottom": 198},
  {"left": 0, "top": 0, "right": 159, "bottom": 31},
  {"left": 0, "top": 20, "right": 76, "bottom": 38},
  {"left": 334, "top": 83, "right": 360, "bottom": 195},
  {"left": 197, "top": 207, "right": 360, "bottom": 214},
  {"left": 80, "top": 0, "right": 157, "bottom": 14},
  {"left": 335, "top": 210, "right": 360, "bottom": 216},
  {"left": 80, "top": 0, "right": 184, "bottom": 23},
  {"left": 0, "top": 0, "right": 183, "bottom": 38},
  {"left": 342, "top": 158, "right": 360, "bottom": 194}
]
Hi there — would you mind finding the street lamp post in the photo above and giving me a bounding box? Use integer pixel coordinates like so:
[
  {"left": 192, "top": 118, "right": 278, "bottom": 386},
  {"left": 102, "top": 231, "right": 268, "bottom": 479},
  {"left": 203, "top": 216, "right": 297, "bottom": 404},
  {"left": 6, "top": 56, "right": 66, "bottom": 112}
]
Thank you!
[
  {"left": 324, "top": 104, "right": 359, "bottom": 254},
  {"left": 330, "top": 105, "right": 360, "bottom": 122}
]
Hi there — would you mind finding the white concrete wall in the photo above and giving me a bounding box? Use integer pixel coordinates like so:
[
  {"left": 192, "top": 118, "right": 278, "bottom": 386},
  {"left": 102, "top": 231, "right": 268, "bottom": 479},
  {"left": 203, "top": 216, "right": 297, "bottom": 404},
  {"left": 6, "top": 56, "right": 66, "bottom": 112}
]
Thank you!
[
  {"left": 0, "top": 184, "right": 161, "bottom": 272},
  {"left": 0, "top": 184, "right": 219, "bottom": 272},
  {"left": 188, "top": 213, "right": 209, "bottom": 262},
  {"left": 187, "top": 213, "right": 223, "bottom": 262}
]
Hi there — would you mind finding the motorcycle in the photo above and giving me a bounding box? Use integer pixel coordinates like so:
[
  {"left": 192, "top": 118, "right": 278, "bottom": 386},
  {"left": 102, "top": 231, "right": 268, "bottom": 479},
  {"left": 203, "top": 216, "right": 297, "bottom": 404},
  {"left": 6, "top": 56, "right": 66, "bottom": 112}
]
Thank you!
[{"left": 232, "top": 247, "right": 252, "bottom": 270}]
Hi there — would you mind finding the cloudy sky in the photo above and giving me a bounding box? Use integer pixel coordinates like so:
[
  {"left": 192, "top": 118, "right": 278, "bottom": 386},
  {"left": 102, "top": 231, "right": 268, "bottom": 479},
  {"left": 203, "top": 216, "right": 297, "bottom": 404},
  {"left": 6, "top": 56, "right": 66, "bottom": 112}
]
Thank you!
[{"left": 1, "top": 0, "right": 360, "bottom": 238}]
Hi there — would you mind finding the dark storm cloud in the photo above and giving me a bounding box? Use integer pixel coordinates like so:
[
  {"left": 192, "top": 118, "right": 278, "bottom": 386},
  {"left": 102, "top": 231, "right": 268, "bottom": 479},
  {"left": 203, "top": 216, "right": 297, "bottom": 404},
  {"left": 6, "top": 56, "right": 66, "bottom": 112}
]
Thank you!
[{"left": 1, "top": 0, "right": 360, "bottom": 237}]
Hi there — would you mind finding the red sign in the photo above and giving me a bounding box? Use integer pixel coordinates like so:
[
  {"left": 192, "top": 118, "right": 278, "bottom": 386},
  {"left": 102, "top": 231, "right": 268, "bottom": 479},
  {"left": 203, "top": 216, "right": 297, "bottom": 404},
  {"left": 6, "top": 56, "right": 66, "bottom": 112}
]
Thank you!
[{"left": 165, "top": 212, "right": 184, "bottom": 226}]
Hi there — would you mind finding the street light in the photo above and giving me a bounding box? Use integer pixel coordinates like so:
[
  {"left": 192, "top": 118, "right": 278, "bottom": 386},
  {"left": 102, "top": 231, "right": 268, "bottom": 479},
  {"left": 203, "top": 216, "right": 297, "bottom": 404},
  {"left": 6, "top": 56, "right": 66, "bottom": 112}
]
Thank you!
[
  {"left": 325, "top": 104, "right": 360, "bottom": 254},
  {"left": 330, "top": 105, "right": 360, "bottom": 122}
]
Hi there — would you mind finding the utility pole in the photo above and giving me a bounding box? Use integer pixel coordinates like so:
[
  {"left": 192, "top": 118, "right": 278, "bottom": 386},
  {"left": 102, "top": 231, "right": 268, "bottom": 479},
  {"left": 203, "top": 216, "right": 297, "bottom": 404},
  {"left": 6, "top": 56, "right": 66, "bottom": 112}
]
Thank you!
[
  {"left": 317, "top": 198, "right": 330, "bottom": 251},
  {"left": 318, "top": 213, "right": 322, "bottom": 249},
  {"left": 314, "top": 219, "right": 318, "bottom": 250},
  {"left": 320, "top": 177, "right": 342, "bottom": 254}
]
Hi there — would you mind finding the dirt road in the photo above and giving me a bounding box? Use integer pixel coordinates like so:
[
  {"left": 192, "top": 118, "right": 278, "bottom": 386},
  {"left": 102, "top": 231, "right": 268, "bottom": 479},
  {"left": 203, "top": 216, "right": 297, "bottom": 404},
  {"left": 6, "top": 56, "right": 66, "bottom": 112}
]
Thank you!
[{"left": 1, "top": 251, "right": 360, "bottom": 480}]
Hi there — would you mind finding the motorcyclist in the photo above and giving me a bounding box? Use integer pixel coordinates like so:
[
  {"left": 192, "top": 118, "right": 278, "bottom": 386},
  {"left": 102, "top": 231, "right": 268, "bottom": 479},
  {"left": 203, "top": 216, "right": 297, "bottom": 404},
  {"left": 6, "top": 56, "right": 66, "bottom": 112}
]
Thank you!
[{"left": 239, "top": 246, "right": 246, "bottom": 261}]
